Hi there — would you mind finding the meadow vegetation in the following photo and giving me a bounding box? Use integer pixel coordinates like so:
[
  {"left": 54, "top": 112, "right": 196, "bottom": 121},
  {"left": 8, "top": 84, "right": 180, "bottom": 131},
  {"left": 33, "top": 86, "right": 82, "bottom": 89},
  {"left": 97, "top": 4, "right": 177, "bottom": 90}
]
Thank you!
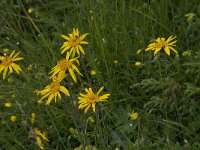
[{"left": 0, "top": 0, "right": 200, "bottom": 149}]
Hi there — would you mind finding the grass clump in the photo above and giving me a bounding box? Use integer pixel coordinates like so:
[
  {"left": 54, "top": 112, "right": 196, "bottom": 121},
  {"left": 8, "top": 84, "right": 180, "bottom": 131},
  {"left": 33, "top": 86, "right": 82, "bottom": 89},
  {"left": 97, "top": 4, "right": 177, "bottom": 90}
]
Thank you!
[{"left": 0, "top": 0, "right": 200, "bottom": 149}]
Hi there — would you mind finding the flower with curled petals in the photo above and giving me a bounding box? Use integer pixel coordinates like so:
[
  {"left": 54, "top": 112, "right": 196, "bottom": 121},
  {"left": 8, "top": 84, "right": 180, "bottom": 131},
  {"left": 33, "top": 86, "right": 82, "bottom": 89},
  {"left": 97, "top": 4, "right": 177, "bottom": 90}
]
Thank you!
[
  {"left": 145, "top": 35, "right": 177, "bottom": 56},
  {"left": 0, "top": 50, "right": 23, "bottom": 80},
  {"left": 37, "top": 74, "right": 70, "bottom": 105},
  {"left": 50, "top": 52, "right": 82, "bottom": 83},
  {"left": 78, "top": 86, "right": 110, "bottom": 113},
  {"left": 60, "top": 28, "right": 89, "bottom": 57}
]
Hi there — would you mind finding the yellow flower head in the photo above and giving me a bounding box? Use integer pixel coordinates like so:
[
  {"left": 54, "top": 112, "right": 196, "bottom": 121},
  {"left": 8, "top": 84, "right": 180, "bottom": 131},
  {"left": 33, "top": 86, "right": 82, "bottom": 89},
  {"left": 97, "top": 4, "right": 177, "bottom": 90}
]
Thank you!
[
  {"left": 185, "top": 13, "right": 196, "bottom": 22},
  {"left": 34, "top": 128, "right": 49, "bottom": 149},
  {"left": 60, "top": 28, "right": 89, "bottom": 57},
  {"left": 28, "top": 8, "right": 33, "bottom": 14},
  {"left": 145, "top": 36, "right": 177, "bottom": 56},
  {"left": 5, "top": 102, "right": 12, "bottom": 107},
  {"left": 78, "top": 86, "right": 110, "bottom": 113},
  {"left": 90, "top": 70, "right": 96, "bottom": 76},
  {"left": 113, "top": 60, "right": 118, "bottom": 64},
  {"left": 37, "top": 74, "right": 70, "bottom": 105},
  {"left": 135, "top": 61, "right": 142, "bottom": 67},
  {"left": 31, "top": 112, "right": 36, "bottom": 124},
  {"left": 50, "top": 52, "right": 82, "bottom": 83},
  {"left": 0, "top": 50, "right": 23, "bottom": 80},
  {"left": 136, "top": 49, "right": 142, "bottom": 55},
  {"left": 11, "top": 115, "right": 17, "bottom": 122},
  {"left": 130, "top": 111, "right": 138, "bottom": 121},
  {"left": 88, "top": 116, "right": 94, "bottom": 123}
]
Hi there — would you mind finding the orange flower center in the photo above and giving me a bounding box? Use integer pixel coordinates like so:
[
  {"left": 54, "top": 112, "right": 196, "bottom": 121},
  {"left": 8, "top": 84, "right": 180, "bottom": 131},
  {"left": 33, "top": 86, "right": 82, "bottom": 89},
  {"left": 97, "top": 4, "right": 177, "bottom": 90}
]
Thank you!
[
  {"left": 2, "top": 57, "right": 12, "bottom": 66},
  {"left": 58, "top": 59, "right": 72, "bottom": 71},
  {"left": 88, "top": 94, "right": 99, "bottom": 102},
  {"left": 69, "top": 37, "right": 79, "bottom": 47},
  {"left": 49, "top": 81, "right": 60, "bottom": 93}
]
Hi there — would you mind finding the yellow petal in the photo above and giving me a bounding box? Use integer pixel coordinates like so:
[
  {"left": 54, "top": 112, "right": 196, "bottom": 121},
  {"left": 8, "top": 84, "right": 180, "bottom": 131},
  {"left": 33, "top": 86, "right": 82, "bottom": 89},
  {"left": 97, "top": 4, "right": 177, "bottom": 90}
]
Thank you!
[
  {"left": 68, "top": 68, "right": 77, "bottom": 83},
  {"left": 78, "top": 45, "right": 85, "bottom": 55},
  {"left": 11, "top": 63, "right": 22, "bottom": 73},
  {"left": 60, "top": 86, "right": 70, "bottom": 96},
  {"left": 46, "top": 94, "right": 55, "bottom": 105},
  {"left": 3, "top": 66, "right": 8, "bottom": 80},
  {"left": 92, "top": 103, "right": 96, "bottom": 112},
  {"left": 0, "top": 65, "right": 5, "bottom": 73},
  {"left": 61, "top": 34, "right": 70, "bottom": 40},
  {"left": 97, "top": 86, "right": 104, "bottom": 95},
  {"left": 84, "top": 104, "right": 91, "bottom": 113},
  {"left": 164, "top": 46, "right": 170, "bottom": 55},
  {"left": 9, "top": 66, "right": 13, "bottom": 74},
  {"left": 71, "top": 64, "right": 82, "bottom": 76}
]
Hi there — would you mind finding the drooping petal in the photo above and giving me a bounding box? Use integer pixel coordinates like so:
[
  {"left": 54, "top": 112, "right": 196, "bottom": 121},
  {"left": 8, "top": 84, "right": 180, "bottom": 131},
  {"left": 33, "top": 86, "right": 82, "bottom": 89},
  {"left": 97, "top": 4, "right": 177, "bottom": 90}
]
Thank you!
[
  {"left": 0, "top": 65, "right": 5, "bottom": 73},
  {"left": 71, "top": 64, "right": 82, "bottom": 76},
  {"left": 46, "top": 94, "right": 55, "bottom": 105},
  {"left": 11, "top": 63, "right": 22, "bottom": 73},
  {"left": 164, "top": 46, "right": 170, "bottom": 56},
  {"left": 92, "top": 103, "right": 96, "bottom": 112},
  {"left": 78, "top": 45, "right": 85, "bottom": 55},
  {"left": 84, "top": 104, "right": 91, "bottom": 113},
  {"left": 9, "top": 66, "right": 13, "bottom": 74},
  {"left": 60, "top": 86, "right": 70, "bottom": 96},
  {"left": 68, "top": 68, "right": 77, "bottom": 83},
  {"left": 3, "top": 66, "right": 8, "bottom": 80}
]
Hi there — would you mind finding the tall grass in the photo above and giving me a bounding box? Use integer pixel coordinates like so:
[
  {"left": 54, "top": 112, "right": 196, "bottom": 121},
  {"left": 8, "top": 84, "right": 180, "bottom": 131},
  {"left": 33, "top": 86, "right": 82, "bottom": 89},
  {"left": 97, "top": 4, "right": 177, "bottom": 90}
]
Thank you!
[{"left": 0, "top": 0, "right": 200, "bottom": 149}]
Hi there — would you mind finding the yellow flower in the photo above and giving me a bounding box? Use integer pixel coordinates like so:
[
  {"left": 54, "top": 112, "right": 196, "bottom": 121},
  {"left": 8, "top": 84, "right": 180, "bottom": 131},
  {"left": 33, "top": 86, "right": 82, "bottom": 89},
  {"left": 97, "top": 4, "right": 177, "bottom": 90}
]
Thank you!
[
  {"left": 88, "top": 116, "right": 94, "bottom": 123},
  {"left": 130, "top": 111, "right": 138, "bottom": 121},
  {"left": 135, "top": 61, "right": 142, "bottom": 66},
  {"left": 185, "top": 13, "right": 196, "bottom": 22},
  {"left": 50, "top": 52, "right": 82, "bottom": 83},
  {"left": 31, "top": 113, "right": 36, "bottom": 124},
  {"left": 0, "top": 50, "right": 23, "bottom": 80},
  {"left": 38, "top": 74, "right": 70, "bottom": 105},
  {"left": 136, "top": 49, "right": 142, "bottom": 54},
  {"left": 60, "top": 28, "right": 89, "bottom": 57},
  {"left": 145, "top": 36, "right": 177, "bottom": 56},
  {"left": 182, "top": 51, "right": 191, "bottom": 56},
  {"left": 78, "top": 86, "right": 110, "bottom": 113},
  {"left": 7, "top": 77, "right": 13, "bottom": 83},
  {"left": 28, "top": 64, "right": 33, "bottom": 71},
  {"left": 28, "top": 8, "right": 33, "bottom": 14},
  {"left": 36, "top": 137, "right": 44, "bottom": 149},
  {"left": 90, "top": 70, "right": 96, "bottom": 76},
  {"left": 34, "top": 128, "right": 49, "bottom": 149},
  {"left": 113, "top": 60, "right": 118, "bottom": 64},
  {"left": 11, "top": 115, "right": 17, "bottom": 122},
  {"left": 5, "top": 102, "right": 12, "bottom": 107}
]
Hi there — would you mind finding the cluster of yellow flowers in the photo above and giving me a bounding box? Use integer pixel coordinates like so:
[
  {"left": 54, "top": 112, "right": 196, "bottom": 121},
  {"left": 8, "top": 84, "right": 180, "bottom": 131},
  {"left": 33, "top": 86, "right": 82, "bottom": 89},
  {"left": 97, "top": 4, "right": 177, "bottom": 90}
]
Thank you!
[{"left": 36, "top": 28, "right": 110, "bottom": 113}]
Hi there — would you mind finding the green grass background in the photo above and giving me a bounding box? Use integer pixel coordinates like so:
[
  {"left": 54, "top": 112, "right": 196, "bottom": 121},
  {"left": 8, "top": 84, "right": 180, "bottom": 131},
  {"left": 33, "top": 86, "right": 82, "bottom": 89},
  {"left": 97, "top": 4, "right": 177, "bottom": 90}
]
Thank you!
[{"left": 1, "top": 0, "right": 200, "bottom": 149}]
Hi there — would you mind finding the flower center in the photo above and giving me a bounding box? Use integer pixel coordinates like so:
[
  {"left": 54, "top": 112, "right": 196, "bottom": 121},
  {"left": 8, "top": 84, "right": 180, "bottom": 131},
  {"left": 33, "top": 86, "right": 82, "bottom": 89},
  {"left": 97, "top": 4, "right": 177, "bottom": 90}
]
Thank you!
[
  {"left": 49, "top": 81, "right": 60, "bottom": 93},
  {"left": 155, "top": 41, "right": 168, "bottom": 48},
  {"left": 58, "top": 59, "right": 72, "bottom": 71},
  {"left": 2, "top": 57, "right": 12, "bottom": 66},
  {"left": 88, "top": 94, "right": 99, "bottom": 102},
  {"left": 69, "top": 37, "right": 78, "bottom": 47}
]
